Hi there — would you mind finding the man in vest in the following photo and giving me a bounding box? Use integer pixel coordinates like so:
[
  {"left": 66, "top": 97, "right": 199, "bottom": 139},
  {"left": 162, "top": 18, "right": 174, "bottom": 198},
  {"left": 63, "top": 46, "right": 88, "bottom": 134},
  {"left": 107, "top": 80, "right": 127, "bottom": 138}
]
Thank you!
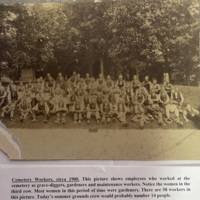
[
  {"left": 125, "top": 82, "right": 132, "bottom": 100},
  {"left": 32, "top": 97, "right": 50, "bottom": 123},
  {"left": 60, "top": 74, "right": 69, "bottom": 93},
  {"left": 71, "top": 98, "right": 83, "bottom": 124},
  {"left": 136, "top": 83, "right": 149, "bottom": 104},
  {"left": 163, "top": 79, "right": 173, "bottom": 97},
  {"left": 181, "top": 103, "right": 199, "bottom": 123},
  {"left": 131, "top": 75, "right": 140, "bottom": 92},
  {"left": 100, "top": 97, "right": 112, "bottom": 124},
  {"left": 171, "top": 87, "right": 184, "bottom": 106},
  {"left": 68, "top": 71, "right": 77, "bottom": 87},
  {"left": 35, "top": 78, "right": 44, "bottom": 93},
  {"left": 86, "top": 97, "right": 100, "bottom": 124},
  {"left": 148, "top": 91, "right": 160, "bottom": 104},
  {"left": 143, "top": 75, "right": 151, "bottom": 93},
  {"left": 146, "top": 99, "right": 164, "bottom": 126},
  {"left": 17, "top": 81, "right": 26, "bottom": 101},
  {"left": 116, "top": 74, "right": 125, "bottom": 89},
  {"left": 18, "top": 96, "right": 32, "bottom": 122},
  {"left": 68, "top": 91, "right": 76, "bottom": 113},
  {"left": 96, "top": 74, "right": 105, "bottom": 89},
  {"left": 84, "top": 73, "right": 92, "bottom": 93},
  {"left": 150, "top": 79, "right": 160, "bottom": 94},
  {"left": 96, "top": 84, "right": 103, "bottom": 101},
  {"left": 159, "top": 87, "right": 169, "bottom": 110},
  {"left": 120, "top": 88, "right": 131, "bottom": 113},
  {"left": 8, "top": 83, "right": 18, "bottom": 103},
  {"left": 0, "top": 82, "right": 7, "bottom": 108},
  {"left": 76, "top": 78, "right": 86, "bottom": 95},
  {"left": 42, "top": 82, "right": 51, "bottom": 102},
  {"left": 75, "top": 73, "right": 81, "bottom": 88},
  {"left": 54, "top": 96, "right": 68, "bottom": 124},
  {"left": 165, "top": 99, "right": 183, "bottom": 126},
  {"left": 56, "top": 72, "right": 64, "bottom": 87},
  {"left": 44, "top": 73, "right": 55, "bottom": 91},
  {"left": 6, "top": 84, "right": 19, "bottom": 120},
  {"left": 0, "top": 99, "right": 16, "bottom": 121},
  {"left": 109, "top": 91, "right": 117, "bottom": 113},
  {"left": 105, "top": 75, "right": 114, "bottom": 91},
  {"left": 25, "top": 79, "right": 33, "bottom": 91},
  {"left": 131, "top": 92, "right": 147, "bottom": 129},
  {"left": 30, "top": 83, "right": 38, "bottom": 108},
  {"left": 116, "top": 98, "right": 127, "bottom": 124}
]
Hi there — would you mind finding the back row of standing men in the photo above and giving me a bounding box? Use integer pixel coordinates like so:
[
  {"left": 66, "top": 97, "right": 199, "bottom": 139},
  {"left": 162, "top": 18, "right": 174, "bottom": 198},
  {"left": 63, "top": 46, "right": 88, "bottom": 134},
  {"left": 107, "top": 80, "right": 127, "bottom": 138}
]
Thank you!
[{"left": 0, "top": 71, "right": 199, "bottom": 128}]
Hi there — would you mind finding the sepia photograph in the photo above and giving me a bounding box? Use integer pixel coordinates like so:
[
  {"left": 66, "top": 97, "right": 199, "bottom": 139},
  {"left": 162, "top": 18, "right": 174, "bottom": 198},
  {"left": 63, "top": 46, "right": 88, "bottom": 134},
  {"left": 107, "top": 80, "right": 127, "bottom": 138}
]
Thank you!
[{"left": 0, "top": 0, "right": 199, "bottom": 160}]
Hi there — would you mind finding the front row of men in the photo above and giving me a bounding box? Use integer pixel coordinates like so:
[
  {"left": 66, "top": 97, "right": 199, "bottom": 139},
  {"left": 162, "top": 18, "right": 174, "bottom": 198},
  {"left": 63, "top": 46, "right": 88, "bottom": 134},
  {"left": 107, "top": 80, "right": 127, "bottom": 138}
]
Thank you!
[{"left": 0, "top": 81, "right": 199, "bottom": 129}]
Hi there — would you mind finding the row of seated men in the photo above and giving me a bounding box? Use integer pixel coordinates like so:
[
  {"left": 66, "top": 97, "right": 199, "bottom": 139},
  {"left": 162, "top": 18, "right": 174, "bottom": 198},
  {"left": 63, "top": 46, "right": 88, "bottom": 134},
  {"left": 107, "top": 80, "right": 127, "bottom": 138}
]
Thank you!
[{"left": 0, "top": 72, "right": 199, "bottom": 128}]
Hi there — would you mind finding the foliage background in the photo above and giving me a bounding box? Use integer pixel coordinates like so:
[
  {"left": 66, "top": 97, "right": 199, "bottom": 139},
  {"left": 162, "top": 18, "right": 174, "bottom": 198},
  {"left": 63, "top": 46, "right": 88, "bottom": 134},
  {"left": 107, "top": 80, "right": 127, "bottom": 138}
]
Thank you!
[{"left": 0, "top": 0, "right": 199, "bottom": 84}]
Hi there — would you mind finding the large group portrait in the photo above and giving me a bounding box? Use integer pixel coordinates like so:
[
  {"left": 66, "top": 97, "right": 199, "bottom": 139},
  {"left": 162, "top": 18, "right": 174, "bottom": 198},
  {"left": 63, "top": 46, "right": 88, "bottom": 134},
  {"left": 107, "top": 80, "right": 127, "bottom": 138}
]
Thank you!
[{"left": 0, "top": 0, "right": 199, "bottom": 160}]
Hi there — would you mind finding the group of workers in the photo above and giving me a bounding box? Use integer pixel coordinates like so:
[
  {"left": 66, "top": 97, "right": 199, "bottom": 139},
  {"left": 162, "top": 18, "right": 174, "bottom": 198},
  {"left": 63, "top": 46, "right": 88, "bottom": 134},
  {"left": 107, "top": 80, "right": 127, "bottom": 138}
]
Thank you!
[{"left": 0, "top": 71, "right": 199, "bottom": 128}]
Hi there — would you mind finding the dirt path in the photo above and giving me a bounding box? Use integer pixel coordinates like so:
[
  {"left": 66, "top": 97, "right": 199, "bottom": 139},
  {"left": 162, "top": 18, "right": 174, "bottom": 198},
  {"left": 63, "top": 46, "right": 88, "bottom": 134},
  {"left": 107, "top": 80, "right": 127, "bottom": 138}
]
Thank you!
[{"left": 10, "top": 128, "right": 200, "bottom": 160}]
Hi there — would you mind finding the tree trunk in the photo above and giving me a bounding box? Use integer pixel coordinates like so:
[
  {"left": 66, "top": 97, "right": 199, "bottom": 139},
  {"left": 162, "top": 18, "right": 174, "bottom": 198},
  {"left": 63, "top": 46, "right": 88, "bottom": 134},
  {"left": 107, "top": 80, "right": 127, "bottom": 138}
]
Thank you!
[
  {"left": 186, "top": 69, "right": 190, "bottom": 86},
  {"left": 136, "top": 66, "right": 139, "bottom": 76},
  {"left": 89, "top": 62, "right": 93, "bottom": 77},
  {"left": 100, "top": 57, "right": 104, "bottom": 78}
]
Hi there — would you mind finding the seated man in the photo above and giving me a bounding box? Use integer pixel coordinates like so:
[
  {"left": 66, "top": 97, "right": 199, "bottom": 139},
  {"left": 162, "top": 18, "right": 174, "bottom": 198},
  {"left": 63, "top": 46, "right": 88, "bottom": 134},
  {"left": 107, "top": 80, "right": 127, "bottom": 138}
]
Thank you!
[
  {"left": 35, "top": 78, "right": 44, "bottom": 93},
  {"left": 131, "top": 93, "right": 148, "bottom": 129},
  {"left": 68, "top": 91, "right": 76, "bottom": 112},
  {"left": 44, "top": 73, "right": 55, "bottom": 91},
  {"left": 146, "top": 99, "right": 164, "bottom": 126},
  {"left": 25, "top": 79, "right": 33, "bottom": 90},
  {"left": 181, "top": 102, "right": 199, "bottom": 122},
  {"left": 71, "top": 98, "right": 83, "bottom": 124},
  {"left": 150, "top": 79, "right": 160, "bottom": 94},
  {"left": 100, "top": 97, "right": 112, "bottom": 124},
  {"left": 56, "top": 72, "right": 64, "bottom": 87},
  {"left": 32, "top": 97, "right": 50, "bottom": 123},
  {"left": 143, "top": 75, "right": 151, "bottom": 93},
  {"left": 120, "top": 88, "right": 131, "bottom": 112},
  {"left": 18, "top": 96, "right": 32, "bottom": 122},
  {"left": 96, "top": 91, "right": 103, "bottom": 107},
  {"left": 0, "top": 82, "right": 7, "bottom": 108},
  {"left": 148, "top": 91, "right": 160, "bottom": 104},
  {"left": 54, "top": 96, "right": 68, "bottom": 124},
  {"left": 75, "top": 73, "right": 81, "bottom": 87},
  {"left": 68, "top": 71, "right": 77, "bottom": 87},
  {"left": 84, "top": 73, "right": 92, "bottom": 93},
  {"left": 1, "top": 99, "right": 16, "bottom": 121},
  {"left": 42, "top": 82, "right": 52, "bottom": 102},
  {"left": 86, "top": 97, "right": 100, "bottom": 124},
  {"left": 159, "top": 86, "right": 169, "bottom": 110},
  {"left": 163, "top": 79, "right": 173, "bottom": 97},
  {"left": 136, "top": 83, "right": 149, "bottom": 104},
  {"left": 125, "top": 82, "right": 132, "bottom": 99},
  {"left": 116, "top": 98, "right": 127, "bottom": 124},
  {"left": 60, "top": 74, "right": 69, "bottom": 92},
  {"left": 171, "top": 87, "right": 184, "bottom": 106},
  {"left": 165, "top": 99, "right": 183, "bottom": 126},
  {"left": 17, "top": 81, "right": 26, "bottom": 100}
]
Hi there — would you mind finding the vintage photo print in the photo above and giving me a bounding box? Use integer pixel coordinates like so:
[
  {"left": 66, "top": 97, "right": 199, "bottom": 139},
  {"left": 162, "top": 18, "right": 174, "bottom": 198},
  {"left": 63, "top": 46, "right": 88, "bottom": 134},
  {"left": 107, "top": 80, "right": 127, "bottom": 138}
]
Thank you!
[{"left": 0, "top": 0, "right": 199, "bottom": 160}]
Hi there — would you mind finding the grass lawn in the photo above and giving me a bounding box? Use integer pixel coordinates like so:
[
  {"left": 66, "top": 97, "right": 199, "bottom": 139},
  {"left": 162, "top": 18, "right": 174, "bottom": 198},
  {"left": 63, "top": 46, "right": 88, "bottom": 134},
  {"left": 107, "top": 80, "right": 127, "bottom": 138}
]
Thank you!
[{"left": 1, "top": 85, "right": 200, "bottom": 130}]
